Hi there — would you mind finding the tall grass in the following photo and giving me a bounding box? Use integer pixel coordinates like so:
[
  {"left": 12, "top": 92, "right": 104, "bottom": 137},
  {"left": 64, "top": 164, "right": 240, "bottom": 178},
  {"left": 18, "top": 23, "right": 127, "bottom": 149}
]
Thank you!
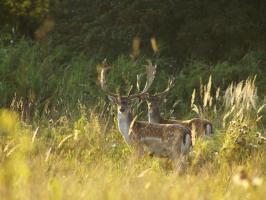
[
  {"left": 0, "top": 76, "right": 265, "bottom": 199},
  {"left": 190, "top": 75, "right": 265, "bottom": 167}
]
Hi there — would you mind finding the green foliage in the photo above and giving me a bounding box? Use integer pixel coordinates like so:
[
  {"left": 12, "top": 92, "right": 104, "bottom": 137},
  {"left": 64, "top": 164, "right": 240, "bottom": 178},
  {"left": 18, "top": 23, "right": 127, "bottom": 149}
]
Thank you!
[
  {"left": 2, "top": 0, "right": 266, "bottom": 63},
  {"left": 0, "top": 40, "right": 265, "bottom": 121},
  {"left": 50, "top": 0, "right": 266, "bottom": 61},
  {"left": 0, "top": 40, "right": 99, "bottom": 119},
  {"left": 0, "top": 41, "right": 165, "bottom": 120},
  {"left": 0, "top": 0, "right": 50, "bottom": 40}
]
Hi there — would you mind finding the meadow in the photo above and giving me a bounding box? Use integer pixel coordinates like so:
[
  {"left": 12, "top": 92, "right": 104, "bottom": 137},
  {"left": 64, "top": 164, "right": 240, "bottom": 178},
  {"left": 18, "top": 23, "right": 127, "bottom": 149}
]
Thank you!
[
  {"left": 0, "top": 63, "right": 265, "bottom": 199},
  {"left": 1, "top": 1, "right": 266, "bottom": 199}
]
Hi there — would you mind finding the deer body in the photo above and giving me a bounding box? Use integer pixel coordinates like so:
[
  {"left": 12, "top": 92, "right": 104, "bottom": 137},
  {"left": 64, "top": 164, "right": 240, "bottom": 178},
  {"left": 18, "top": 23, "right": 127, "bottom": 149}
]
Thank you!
[
  {"left": 132, "top": 121, "right": 191, "bottom": 157},
  {"left": 116, "top": 102, "right": 191, "bottom": 158},
  {"left": 100, "top": 60, "right": 192, "bottom": 165},
  {"left": 147, "top": 100, "right": 213, "bottom": 144}
]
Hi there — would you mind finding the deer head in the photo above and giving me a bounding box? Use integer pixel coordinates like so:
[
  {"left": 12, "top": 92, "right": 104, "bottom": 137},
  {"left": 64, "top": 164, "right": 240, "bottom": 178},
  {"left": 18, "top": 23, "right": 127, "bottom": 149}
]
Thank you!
[
  {"left": 99, "top": 59, "right": 157, "bottom": 116},
  {"left": 140, "top": 78, "right": 174, "bottom": 111}
]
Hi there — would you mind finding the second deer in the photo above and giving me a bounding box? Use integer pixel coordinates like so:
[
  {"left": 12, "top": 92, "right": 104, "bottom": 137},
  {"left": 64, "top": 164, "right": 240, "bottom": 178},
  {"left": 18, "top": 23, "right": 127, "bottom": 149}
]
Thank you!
[{"left": 139, "top": 79, "right": 213, "bottom": 145}]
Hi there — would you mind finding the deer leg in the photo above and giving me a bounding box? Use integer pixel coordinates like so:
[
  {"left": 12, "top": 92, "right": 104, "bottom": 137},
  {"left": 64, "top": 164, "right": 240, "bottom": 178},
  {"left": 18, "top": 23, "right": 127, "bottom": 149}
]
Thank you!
[
  {"left": 172, "top": 157, "right": 183, "bottom": 174},
  {"left": 172, "top": 138, "right": 190, "bottom": 174},
  {"left": 170, "top": 141, "right": 183, "bottom": 173},
  {"left": 133, "top": 142, "right": 145, "bottom": 158}
]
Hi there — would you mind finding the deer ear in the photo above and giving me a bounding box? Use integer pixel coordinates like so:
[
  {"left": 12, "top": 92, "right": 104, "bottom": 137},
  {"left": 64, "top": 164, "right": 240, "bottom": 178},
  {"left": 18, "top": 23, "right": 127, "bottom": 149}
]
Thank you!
[{"left": 108, "top": 95, "right": 117, "bottom": 104}]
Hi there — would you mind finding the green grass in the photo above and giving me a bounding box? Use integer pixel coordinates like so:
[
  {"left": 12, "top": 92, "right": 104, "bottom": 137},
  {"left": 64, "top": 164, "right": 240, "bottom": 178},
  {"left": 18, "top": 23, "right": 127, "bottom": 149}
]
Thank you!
[{"left": 1, "top": 41, "right": 265, "bottom": 120}]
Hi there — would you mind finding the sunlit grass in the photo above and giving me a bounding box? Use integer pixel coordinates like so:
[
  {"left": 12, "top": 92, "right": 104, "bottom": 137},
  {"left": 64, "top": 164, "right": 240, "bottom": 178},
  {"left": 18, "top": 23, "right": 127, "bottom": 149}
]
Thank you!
[{"left": 1, "top": 77, "right": 265, "bottom": 199}]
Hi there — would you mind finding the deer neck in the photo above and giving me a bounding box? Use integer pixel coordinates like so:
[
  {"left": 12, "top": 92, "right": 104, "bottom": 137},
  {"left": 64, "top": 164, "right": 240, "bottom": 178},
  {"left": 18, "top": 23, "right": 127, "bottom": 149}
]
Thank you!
[
  {"left": 148, "top": 105, "right": 162, "bottom": 123},
  {"left": 117, "top": 111, "right": 133, "bottom": 144}
]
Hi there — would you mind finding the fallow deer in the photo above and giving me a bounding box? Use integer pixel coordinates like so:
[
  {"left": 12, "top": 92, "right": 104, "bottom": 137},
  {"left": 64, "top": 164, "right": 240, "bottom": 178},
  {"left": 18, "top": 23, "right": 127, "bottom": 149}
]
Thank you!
[
  {"left": 139, "top": 79, "right": 213, "bottom": 145},
  {"left": 99, "top": 60, "right": 192, "bottom": 167}
]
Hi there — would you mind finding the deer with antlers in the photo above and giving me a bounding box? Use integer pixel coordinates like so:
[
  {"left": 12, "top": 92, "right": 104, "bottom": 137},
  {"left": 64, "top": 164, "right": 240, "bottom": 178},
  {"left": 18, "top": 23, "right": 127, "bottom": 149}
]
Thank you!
[
  {"left": 99, "top": 60, "right": 192, "bottom": 168},
  {"left": 139, "top": 79, "right": 213, "bottom": 145}
]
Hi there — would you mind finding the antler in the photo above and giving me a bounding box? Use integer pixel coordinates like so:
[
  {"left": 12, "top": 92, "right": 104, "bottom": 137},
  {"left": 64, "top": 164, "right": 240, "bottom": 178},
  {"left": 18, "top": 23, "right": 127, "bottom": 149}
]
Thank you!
[
  {"left": 99, "top": 59, "right": 119, "bottom": 98},
  {"left": 142, "top": 60, "right": 157, "bottom": 93},
  {"left": 99, "top": 59, "right": 156, "bottom": 100},
  {"left": 154, "top": 77, "right": 175, "bottom": 97},
  {"left": 129, "top": 60, "right": 157, "bottom": 99}
]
